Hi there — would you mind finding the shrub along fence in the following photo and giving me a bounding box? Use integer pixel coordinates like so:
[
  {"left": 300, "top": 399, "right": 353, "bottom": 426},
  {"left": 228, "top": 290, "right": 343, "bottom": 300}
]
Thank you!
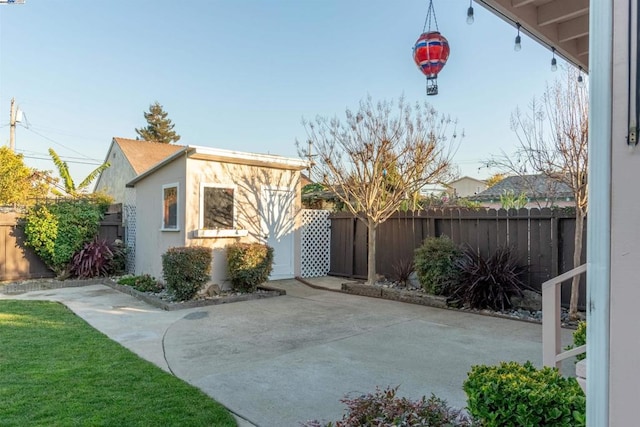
[
  {"left": 329, "top": 208, "right": 586, "bottom": 308},
  {"left": 0, "top": 204, "right": 123, "bottom": 282}
]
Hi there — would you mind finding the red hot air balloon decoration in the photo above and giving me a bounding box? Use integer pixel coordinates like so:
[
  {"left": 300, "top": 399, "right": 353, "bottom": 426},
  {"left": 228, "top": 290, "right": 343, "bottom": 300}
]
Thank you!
[{"left": 413, "top": 1, "right": 450, "bottom": 95}]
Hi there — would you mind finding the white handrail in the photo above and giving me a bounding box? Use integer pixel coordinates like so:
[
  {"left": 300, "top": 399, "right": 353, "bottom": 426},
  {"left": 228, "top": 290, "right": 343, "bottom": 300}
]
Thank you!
[{"left": 542, "top": 264, "right": 587, "bottom": 369}]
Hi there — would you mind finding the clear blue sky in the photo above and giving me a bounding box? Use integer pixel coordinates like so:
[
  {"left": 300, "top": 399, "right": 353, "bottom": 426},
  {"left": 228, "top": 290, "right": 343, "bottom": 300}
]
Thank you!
[{"left": 0, "top": 0, "right": 570, "bottom": 184}]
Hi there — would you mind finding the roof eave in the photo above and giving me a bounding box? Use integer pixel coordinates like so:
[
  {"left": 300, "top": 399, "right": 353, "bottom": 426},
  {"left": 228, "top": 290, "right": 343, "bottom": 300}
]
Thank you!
[{"left": 126, "top": 145, "right": 309, "bottom": 187}]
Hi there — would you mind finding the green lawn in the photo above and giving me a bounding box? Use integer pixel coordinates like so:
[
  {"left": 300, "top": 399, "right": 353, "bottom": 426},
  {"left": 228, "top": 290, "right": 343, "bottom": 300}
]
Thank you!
[{"left": 0, "top": 300, "right": 236, "bottom": 427}]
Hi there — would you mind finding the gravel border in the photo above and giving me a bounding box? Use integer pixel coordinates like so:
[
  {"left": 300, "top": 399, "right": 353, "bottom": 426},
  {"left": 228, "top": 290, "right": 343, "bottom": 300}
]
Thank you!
[{"left": 0, "top": 278, "right": 286, "bottom": 311}]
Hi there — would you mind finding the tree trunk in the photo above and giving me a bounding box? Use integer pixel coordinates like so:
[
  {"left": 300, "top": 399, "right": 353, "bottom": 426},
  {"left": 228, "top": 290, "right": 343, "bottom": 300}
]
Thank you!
[
  {"left": 569, "top": 211, "right": 585, "bottom": 319},
  {"left": 367, "top": 219, "right": 377, "bottom": 285}
]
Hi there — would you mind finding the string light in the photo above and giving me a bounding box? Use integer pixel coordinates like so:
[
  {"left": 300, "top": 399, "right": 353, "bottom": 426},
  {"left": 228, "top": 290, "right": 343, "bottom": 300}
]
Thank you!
[
  {"left": 466, "top": 0, "right": 474, "bottom": 25},
  {"left": 551, "top": 47, "right": 558, "bottom": 72},
  {"left": 578, "top": 66, "right": 584, "bottom": 84},
  {"left": 514, "top": 23, "right": 522, "bottom": 51}
]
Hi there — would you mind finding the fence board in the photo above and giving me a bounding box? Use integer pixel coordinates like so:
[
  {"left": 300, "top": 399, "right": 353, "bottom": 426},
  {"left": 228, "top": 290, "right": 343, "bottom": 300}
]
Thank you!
[
  {"left": 329, "top": 208, "right": 584, "bottom": 308},
  {"left": 328, "top": 216, "right": 354, "bottom": 277},
  {"left": 1, "top": 205, "right": 123, "bottom": 282}
]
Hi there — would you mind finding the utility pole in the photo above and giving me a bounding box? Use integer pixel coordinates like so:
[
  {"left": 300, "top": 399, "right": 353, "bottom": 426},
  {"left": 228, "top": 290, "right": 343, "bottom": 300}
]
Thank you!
[
  {"left": 3, "top": 0, "right": 26, "bottom": 150},
  {"left": 9, "top": 98, "right": 16, "bottom": 151}
]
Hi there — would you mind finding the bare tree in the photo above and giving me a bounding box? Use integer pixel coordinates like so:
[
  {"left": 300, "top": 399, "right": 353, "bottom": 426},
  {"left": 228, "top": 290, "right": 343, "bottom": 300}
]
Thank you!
[
  {"left": 300, "top": 96, "right": 459, "bottom": 285},
  {"left": 486, "top": 68, "right": 588, "bottom": 318}
]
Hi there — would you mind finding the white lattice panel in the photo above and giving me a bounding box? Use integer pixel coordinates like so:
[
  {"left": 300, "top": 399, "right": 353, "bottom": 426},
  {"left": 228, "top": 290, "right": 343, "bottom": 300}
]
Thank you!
[
  {"left": 301, "top": 209, "right": 331, "bottom": 277},
  {"left": 124, "top": 188, "right": 136, "bottom": 274}
]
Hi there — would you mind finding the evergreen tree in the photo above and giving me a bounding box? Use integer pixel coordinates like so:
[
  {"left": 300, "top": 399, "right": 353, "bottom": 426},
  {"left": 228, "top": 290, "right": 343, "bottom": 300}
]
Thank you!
[{"left": 135, "top": 101, "right": 181, "bottom": 144}]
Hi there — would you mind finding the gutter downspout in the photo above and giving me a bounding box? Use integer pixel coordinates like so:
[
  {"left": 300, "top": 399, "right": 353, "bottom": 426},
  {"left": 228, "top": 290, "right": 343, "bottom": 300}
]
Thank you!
[{"left": 587, "top": 0, "right": 612, "bottom": 425}]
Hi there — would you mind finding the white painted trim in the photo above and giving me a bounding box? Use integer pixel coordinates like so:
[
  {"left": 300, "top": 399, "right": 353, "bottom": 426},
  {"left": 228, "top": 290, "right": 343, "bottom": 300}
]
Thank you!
[
  {"left": 127, "top": 145, "right": 308, "bottom": 187},
  {"left": 587, "top": 0, "right": 612, "bottom": 424},
  {"left": 193, "top": 229, "right": 248, "bottom": 238},
  {"left": 161, "top": 182, "right": 180, "bottom": 231},
  {"left": 188, "top": 146, "right": 308, "bottom": 169},
  {"left": 198, "top": 182, "right": 238, "bottom": 230}
]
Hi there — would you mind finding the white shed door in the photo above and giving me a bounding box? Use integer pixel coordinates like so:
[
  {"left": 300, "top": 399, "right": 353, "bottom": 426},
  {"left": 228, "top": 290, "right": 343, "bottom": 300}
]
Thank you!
[{"left": 261, "top": 187, "right": 295, "bottom": 280}]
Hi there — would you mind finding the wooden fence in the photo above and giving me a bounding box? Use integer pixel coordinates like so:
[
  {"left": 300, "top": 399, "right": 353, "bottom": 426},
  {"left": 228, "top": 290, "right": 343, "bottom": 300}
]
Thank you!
[
  {"left": 329, "top": 208, "right": 586, "bottom": 307},
  {"left": 0, "top": 204, "right": 123, "bottom": 282}
]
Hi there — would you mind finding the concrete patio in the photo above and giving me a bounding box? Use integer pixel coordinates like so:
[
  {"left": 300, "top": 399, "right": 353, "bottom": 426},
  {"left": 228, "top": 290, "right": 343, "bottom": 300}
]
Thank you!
[{"left": 1, "top": 277, "right": 575, "bottom": 426}]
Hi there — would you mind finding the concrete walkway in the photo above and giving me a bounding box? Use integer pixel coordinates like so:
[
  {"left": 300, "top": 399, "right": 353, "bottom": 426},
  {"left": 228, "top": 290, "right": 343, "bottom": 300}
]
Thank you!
[{"left": 1, "top": 277, "right": 575, "bottom": 427}]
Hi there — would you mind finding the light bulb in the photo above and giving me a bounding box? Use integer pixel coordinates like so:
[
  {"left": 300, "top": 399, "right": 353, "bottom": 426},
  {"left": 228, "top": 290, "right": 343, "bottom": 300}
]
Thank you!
[
  {"left": 514, "top": 35, "right": 521, "bottom": 51},
  {"left": 466, "top": 6, "right": 474, "bottom": 25},
  {"left": 551, "top": 57, "right": 557, "bottom": 72},
  {"left": 578, "top": 66, "right": 584, "bottom": 84}
]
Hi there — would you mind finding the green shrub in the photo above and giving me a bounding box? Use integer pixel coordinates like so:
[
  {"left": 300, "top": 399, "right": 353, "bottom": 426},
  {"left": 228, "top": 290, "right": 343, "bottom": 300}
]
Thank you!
[
  {"left": 118, "top": 274, "right": 162, "bottom": 293},
  {"left": 464, "top": 361, "right": 585, "bottom": 427},
  {"left": 108, "top": 239, "right": 127, "bottom": 276},
  {"left": 302, "top": 386, "right": 474, "bottom": 427},
  {"left": 23, "top": 200, "right": 106, "bottom": 275},
  {"left": 226, "top": 243, "right": 273, "bottom": 292},
  {"left": 162, "top": 246, "right": 212, "bottom": 301},
  {"left": 566, "top": 321, "right": 586, "bottom": 362},
  {"left": 414, "top": 236, "right": 461, "bottom": 295},
  {"left": 446, "top": 246, "right": 527, "bottom": 310}
]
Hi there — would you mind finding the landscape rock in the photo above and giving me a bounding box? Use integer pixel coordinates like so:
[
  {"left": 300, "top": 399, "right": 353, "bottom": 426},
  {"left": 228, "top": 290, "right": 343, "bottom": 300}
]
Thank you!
[
  {"left": 202, "top": 283, "right": 221, "bottom": 297},
  {"left": 511, "top": 290, "right": 542, "bottom": 312}
]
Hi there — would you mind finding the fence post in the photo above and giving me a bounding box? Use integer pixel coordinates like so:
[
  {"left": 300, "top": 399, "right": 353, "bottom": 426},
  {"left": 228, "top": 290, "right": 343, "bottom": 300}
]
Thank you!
[
  {"left": 550, "top": 212, "right": 559, "bottom": 279},
  {"left": 542, "top": 280, "right": 562, "bottom": 369}
]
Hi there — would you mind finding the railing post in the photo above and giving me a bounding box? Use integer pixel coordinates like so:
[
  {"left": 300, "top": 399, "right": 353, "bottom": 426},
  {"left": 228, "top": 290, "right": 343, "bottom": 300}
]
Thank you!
[{"left": 542, "top": 280, "right": 562, "bottom": 369}]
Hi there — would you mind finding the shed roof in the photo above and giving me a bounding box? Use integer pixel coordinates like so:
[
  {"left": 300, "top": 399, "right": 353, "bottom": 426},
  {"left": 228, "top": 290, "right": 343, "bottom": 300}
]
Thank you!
[
  {"left": 127, "top": 145, "right": 308, "bottom": 187},
  {"left": 113, "top": 137, "right": 184, "bottom": 175}
]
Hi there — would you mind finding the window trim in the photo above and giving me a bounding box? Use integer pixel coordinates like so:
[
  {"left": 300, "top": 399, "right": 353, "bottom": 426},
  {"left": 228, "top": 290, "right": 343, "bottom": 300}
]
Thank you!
[
  {"left": 161, "top": 182, "right": 180, "bottom": 231},
  {"left": 199, "top": 183, "right": 237, "bottom": 231}
]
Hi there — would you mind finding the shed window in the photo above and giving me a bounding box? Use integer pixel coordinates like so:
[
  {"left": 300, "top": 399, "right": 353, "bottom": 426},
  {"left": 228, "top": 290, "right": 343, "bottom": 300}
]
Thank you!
[
  {"left": 201, "top": 185, "right": 235, "bottom": 229},
  {"left": 162, "top": 183, "right": 179, "bottom": 230}
]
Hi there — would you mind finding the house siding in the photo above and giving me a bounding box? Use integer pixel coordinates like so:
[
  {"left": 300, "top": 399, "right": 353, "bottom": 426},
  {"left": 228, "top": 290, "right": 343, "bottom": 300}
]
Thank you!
[
  {"left": 185, "top": 158, "right": 302, "bottom": 287},
  {"left": 449, "top": 177, "right": 487, "bottom": 198},
  {"left": 95, "top": 143, "right": 136, "bottom": 203},
  {"left": 133, "top": 156, "right": 187, "bottom": 281}
]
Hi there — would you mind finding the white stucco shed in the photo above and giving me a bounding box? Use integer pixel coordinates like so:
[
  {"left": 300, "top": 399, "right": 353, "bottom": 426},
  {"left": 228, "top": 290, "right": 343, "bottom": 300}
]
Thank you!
[{"left": 126, "top": 145, "right": 308, "bottom": 288}]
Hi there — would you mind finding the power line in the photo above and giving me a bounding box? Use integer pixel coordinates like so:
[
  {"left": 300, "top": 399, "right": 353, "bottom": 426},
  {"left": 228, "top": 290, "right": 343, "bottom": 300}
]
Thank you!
[
  {"left": 23, "top": 127, "right": 97, "bottom": 160},
  {"left": 16, "top": 148, "right": 101, "bottom": 162},
  {"left": 19, "top": 154, "right": 102, "bottom": 166}
]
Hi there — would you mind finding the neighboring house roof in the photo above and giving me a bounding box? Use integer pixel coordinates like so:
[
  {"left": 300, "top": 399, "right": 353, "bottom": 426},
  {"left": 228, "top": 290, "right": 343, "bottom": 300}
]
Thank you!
[
  {"left": 300, "top": 173, "right": 313, "bottom": 187},
  {"left": 419, "top": 183, "right": 449, "bottom": 195},
  {"left": 127, "top": 145, "right": 308, "bottom": 187},
  {"left": 112, "top": 137, "right": 185, "bottom": 175},
  {"left": 471, "top": 174, "right": 574, "bottom": 200},
  {"left": 448, "top": 176, "right": 486, "bottom": 186}
]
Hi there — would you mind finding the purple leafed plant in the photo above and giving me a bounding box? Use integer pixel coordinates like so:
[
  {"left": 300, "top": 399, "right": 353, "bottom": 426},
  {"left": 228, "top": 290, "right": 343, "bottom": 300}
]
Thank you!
[{"left": 70, "top": 238, "right": 114, "bottom": 279}]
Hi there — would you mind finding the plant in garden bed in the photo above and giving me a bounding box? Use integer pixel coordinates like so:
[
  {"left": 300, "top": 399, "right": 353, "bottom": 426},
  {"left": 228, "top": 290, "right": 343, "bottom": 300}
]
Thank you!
[
  {"left": 108, "top": 239, "right": 127, "bottom": 276},
  {"left": 117, "top": 274, "right": 163, "bottom": 293},
  {"left": 23, "top": 199, "right": 108, "bottom": 276},
  {"left": 162, "top": 246, "right": 212, "bottom": 301},
  {"left": 392, "top": 257, "right": 414, "bottom": 287},
  {"left": 445, "top": 246, "right": 529, "bottom": 311},
  {"left": 565, "top": 320, "right": 586, "bottom": 362},
  {"left": 227, "top": 243, "right": 273, "bottom": 292},
  {"left": 69, "top": 238, "right": 113, "bottom": 279},
  {"left": 302, "top": 385, "right": 475, "bottom": 427},
  {"left": 414, "top": 235, "right": 461, "bottom": 295},
  {"left": 464, "top": 361, "right": 585, "bottom": 427}
]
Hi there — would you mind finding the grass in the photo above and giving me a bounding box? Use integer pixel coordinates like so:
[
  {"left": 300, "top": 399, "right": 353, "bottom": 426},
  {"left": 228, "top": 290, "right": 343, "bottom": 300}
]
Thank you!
[{"left": 0, "top": 300, "right": 236, "bottom": 427}]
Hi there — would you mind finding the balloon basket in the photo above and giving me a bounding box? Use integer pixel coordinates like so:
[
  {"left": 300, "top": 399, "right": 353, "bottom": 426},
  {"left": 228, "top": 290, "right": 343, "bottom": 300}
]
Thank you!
[{"left": 426, "top": 79, "right": 438, "bottom": 96}]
